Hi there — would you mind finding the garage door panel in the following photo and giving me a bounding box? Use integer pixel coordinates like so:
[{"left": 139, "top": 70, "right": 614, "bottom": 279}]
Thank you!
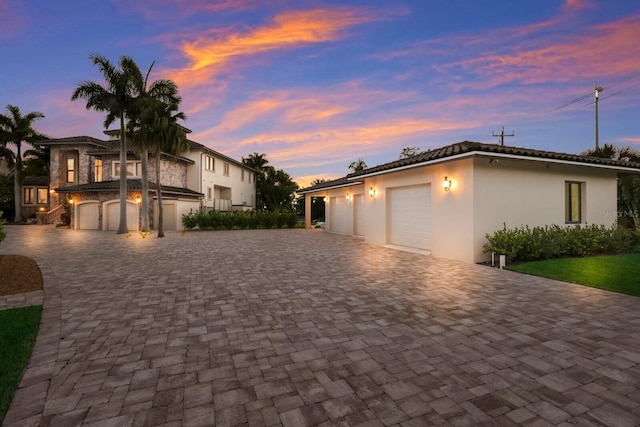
[
  {"left": 354, "top": 195, "right": 365, "bottom": 236},
  {"left": 330, "top": 197, "right": 351, "bottom": 234},
  {"left": 77, "top": 203, "right": 99, "bottom": 230},
  {"left": 161, "top": 203, "right": 177, "bottom": 231},
  {"left": 106, "top": 202, "right": 139, "bottom": 231},
  {"left": 388, "top": 185, "right": 431, "bottom": 250}
]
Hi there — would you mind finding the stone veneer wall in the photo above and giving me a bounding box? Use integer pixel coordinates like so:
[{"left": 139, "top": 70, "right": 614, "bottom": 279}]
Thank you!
[{"left": 69, "top": 191, "right": 155, "bottom": 230}]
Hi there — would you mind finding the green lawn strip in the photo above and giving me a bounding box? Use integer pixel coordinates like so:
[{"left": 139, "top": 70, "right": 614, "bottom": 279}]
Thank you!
[
  {"left": 507, "top": 253, "right": 640, "bottom": 297},
  {"left": 0, "top": 305, "right": 42, "bottom": 424}
]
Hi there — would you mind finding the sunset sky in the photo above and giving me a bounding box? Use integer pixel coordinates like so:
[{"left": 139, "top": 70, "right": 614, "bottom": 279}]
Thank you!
[{"left": 2, "top": 0, "right": 640, "bottom": 187}]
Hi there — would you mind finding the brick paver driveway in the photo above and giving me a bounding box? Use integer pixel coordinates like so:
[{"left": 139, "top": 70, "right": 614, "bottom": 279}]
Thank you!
[{"left": 1, "top": 226, "right": 639, "bottom": 426}]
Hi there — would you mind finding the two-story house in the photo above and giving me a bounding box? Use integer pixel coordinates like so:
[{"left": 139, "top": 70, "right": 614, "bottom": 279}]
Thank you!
[
  {"left": 37, "top": 132, "right": 256, "bottom": 231},
  {"left": 185, "top": 141, "right": 256, "bottom": 213}
]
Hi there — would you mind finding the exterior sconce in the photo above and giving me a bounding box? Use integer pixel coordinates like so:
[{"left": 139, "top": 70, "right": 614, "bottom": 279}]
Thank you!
[
  {"left": 443, "top": 177, "right": 452, "bottom": 191},
  {"left": 68, "top": 199, "right": 74, "bottom": 205},
  {"left": 369, "top": 187, "right": 377, "bottom": 198},
  {"left": 136, "top": 197, "right": 142, "bottom": 206},
  {"left": 323, "top": 196, "right": 328, "bottom": 202},
  {"left": 50, "top": 189, "right": 55, "bottom": 194},
  {"left": 39, "top": 207, "right": 45, "bottom": 211},
  {"left": 346, "top": 194, "right": 352, "bottom": 201}
]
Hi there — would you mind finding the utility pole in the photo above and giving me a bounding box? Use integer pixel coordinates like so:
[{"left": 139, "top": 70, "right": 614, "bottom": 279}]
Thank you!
[
  {"left": 594, "top": 83, "right": 604, "bottom": 150},
  {"left": 492, "top": 126, "right": 514, "bottom": 146}
]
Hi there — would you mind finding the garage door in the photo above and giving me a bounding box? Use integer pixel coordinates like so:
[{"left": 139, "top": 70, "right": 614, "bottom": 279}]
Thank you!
[
  {"left": 76, "top": 202, "right": 99, "bottom": 230},
  {"left": 388, "top": 184, "right": 431, "bottom": 250},
  {"left": 354, "top": 195, "right": 365, "bottom": 236},
  {"left": 160, "top": 203, "right": 177, "bottom": 231},
  {"left": 330, "top": 196, "right": 351, "bottom": 234},
  {"left": 105, "top": 202, "right": 139, "bottom": 231}
]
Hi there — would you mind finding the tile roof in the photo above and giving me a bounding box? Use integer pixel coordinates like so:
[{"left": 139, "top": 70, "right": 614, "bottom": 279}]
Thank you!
[
  {"left": 38, "top": 136, "right": 112, "bottom": 148},
  {"left": 54, "top": 180, "right": 203, "bottom": 197},
  {"left": 23, "top": 176, "right": 49, "bottom": 186},
  {"left": 300, "top": 141, "right": 640, "bottom": 192}
]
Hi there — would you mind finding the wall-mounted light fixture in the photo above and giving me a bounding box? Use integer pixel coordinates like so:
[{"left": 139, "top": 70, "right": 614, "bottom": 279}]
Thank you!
[
  {"left": 369, "top": 187, "right": 377, "bottom": 198},
  {"left": 442, "top": 176, "right": 452, "bottom": 191},
  {"left": 68, "top": 199, "right": 74, "bottom": 205},
  {"left": 136, "top": 197, "right": 142, "bottom": 206},
  {"left": 323, "top": 196, "right": 328, "bottom": 202},
  {"left": 346, "top": 193, "right": 352, "bottom": 201}
]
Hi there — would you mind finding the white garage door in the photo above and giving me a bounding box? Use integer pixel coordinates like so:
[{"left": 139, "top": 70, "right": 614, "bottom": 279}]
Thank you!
[
  {"left": 106, "top": 202, "right": 139, "bottom": 231},
  {"left": 330, "top": 196, "right": 351, "bottom": 234},
  {"left": 354, "top": 195, "right": 365, "bottom": 236},
  {"left": 76, "top": 203, "right": 99, "bottom": 230},
  {"left": 388, "top": 184, "right": 431, "bottom": 250}
]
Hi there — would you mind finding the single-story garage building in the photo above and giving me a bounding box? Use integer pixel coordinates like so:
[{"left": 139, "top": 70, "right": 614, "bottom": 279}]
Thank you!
[{"left": 299, "top": 141, "right": 640, "bottom": 264}]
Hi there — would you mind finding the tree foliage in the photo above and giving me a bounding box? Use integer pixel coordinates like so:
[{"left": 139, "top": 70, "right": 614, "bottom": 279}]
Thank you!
[
  {"left": 242, "top": 153, "right": 298, "bottom": 212},
  {"left": 582, "top": 143, "right": 640, "bottom": 231},
  {"left": 127, "top": 61, "right": 182, "bottom": 233},
  {"left": 0, "top": 105, "right": 46, "bottom": 222},
  {"left": 399, "top": 146, "right": 420, "bottom": 159},
  {"left": 72, "top": 53, "right": 143, "bottom": 234},
  {"left": 348, "top": 158, "right": 367, "bottom": 173}
]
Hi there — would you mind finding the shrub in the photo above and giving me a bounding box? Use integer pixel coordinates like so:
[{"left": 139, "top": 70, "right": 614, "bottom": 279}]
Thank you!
[
  {"left": 0, "top": 212, "right": 5, "bottom": 243},
  {"left": 181, "top": 210, "right": 300, "bottom": 230},
  {"left": 484, "top": 223, "right": 639, "bottom": 263}
]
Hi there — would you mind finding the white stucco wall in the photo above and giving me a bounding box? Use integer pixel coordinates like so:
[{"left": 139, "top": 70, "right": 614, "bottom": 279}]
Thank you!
[
  {"left": 305, "top": 155, "right": 620, "bottom": 265},
  {"left": 472, "top": 157, "right": 618, "bottom": 263},
  {"left": 184, "top": 150, "right": 256, "bottom": 209}
]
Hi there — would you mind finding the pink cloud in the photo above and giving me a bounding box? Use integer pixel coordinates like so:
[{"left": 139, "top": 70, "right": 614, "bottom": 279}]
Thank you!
[
  {"left": 165, "top": 7, "right": 382, "bottom": 89},
  {"left": 442, "top": 14, "right": 640, "bottom": 90}
]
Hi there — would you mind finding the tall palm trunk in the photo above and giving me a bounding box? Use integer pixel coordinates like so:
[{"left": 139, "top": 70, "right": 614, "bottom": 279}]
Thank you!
[
  {"left": 117, "top": 115, "right": 128, "bottom": 234},
  {"left": 155, "top": 150, "right": 165, "bottom": 237},
  {"left": 13, "top": 143, "right": 22, "bottom": 222},
  {"left": 140, "top": 148, "right": 150, "bottom": 232}
]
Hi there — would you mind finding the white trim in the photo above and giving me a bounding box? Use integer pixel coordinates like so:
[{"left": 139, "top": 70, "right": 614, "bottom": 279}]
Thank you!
[{"left": 298, "top": 181, "right": 364, "bottom": 195}]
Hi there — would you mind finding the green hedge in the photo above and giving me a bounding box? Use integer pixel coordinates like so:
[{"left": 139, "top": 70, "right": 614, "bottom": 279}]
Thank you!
[
  {"left": 182, "top": 210, "right": 299, "bottom": 231},
  {"left": 483, "top": 224, "right": 639, "bottom": 263},
  {"left": 0, "top": 212, "right": 5, "bottom": 243}
]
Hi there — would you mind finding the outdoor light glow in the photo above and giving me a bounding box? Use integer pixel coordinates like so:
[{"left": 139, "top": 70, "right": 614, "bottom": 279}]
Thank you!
[
  {"left": 323, "top": 196, "right": 328, "bottom": 202},
  {"left": 369, "top": 187, "right": 376, "bottom": 197},
  {"left": 346, "top": 193, "right": 352, "bottom": 201},
  {"left": 443, "top": 177, "right": 452, "bottom": 191}
]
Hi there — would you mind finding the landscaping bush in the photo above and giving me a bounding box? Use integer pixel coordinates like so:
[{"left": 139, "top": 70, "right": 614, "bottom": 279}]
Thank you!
[
  {"left": 0, "top": 212, "right": 5, "bottom": 243},
  {"left": 181, "top": 210, "right": 299, "bottom": 231},
  {"left": 484, "top": 223, "right": 639, "bottom": 263}
]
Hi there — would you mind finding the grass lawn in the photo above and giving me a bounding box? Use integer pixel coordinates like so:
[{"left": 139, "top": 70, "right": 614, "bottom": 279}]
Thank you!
[
  {"left": 507, "top": 253, "right": 640, "bottom": 297},
  {"left": 0, "top": 305, "right": 42, "bottom": 424}
]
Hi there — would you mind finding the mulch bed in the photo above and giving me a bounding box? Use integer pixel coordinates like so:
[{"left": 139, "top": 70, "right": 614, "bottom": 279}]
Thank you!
[{"left": 0, "top": 255, "right": 43, "bottom": 297}]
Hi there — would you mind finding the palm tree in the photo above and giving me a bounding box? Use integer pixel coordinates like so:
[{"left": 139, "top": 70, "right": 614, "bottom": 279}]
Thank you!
[
  {"left": 348, "top": 158, "right": 368, "bottom": 173},
  {"left": 242, "top": 153, "right": 269, "bottom": 210},
  {"left": 128, "top": 61, "right": 181, "bottom": 233},
  {"left": 72, "top": 53, "right": 142, "bottom": 234},
  {"left": 0, "top": 105, "right": 45, "bottom": 222},
  {"left": 134, "top": 99, "right": 188, "bottom": 237}
]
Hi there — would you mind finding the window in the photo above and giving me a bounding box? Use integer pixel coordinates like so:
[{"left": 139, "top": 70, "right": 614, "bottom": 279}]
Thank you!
[
  {"left": 37, "top": 188, "right": 48, "bottom": 204},
  {"left": 223, "top": 162, "right": 230, "bottom": 176},
  {"left": 94, "top": 159, "right": 103, "bottom": 182},
  {"left": 24, "top": 188, "right": 34, "bottom": 204},
  {"left": 241, "top": 170, "right": 245, "bottom": 181},
  {"left": 565, "top": 181, "right": 582, "bottom": 223},
  {"left": 205, "top": 155, "right": 215, "bottom": 171},
  {"left": 67, "top": 158, "right": 75, "bottom": 183},
  {"left": 207, "top": 187, "right": 212, "bottom": 200},
  {"left": 113, "top": 161, "right": 142, "bottom": 178}
]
